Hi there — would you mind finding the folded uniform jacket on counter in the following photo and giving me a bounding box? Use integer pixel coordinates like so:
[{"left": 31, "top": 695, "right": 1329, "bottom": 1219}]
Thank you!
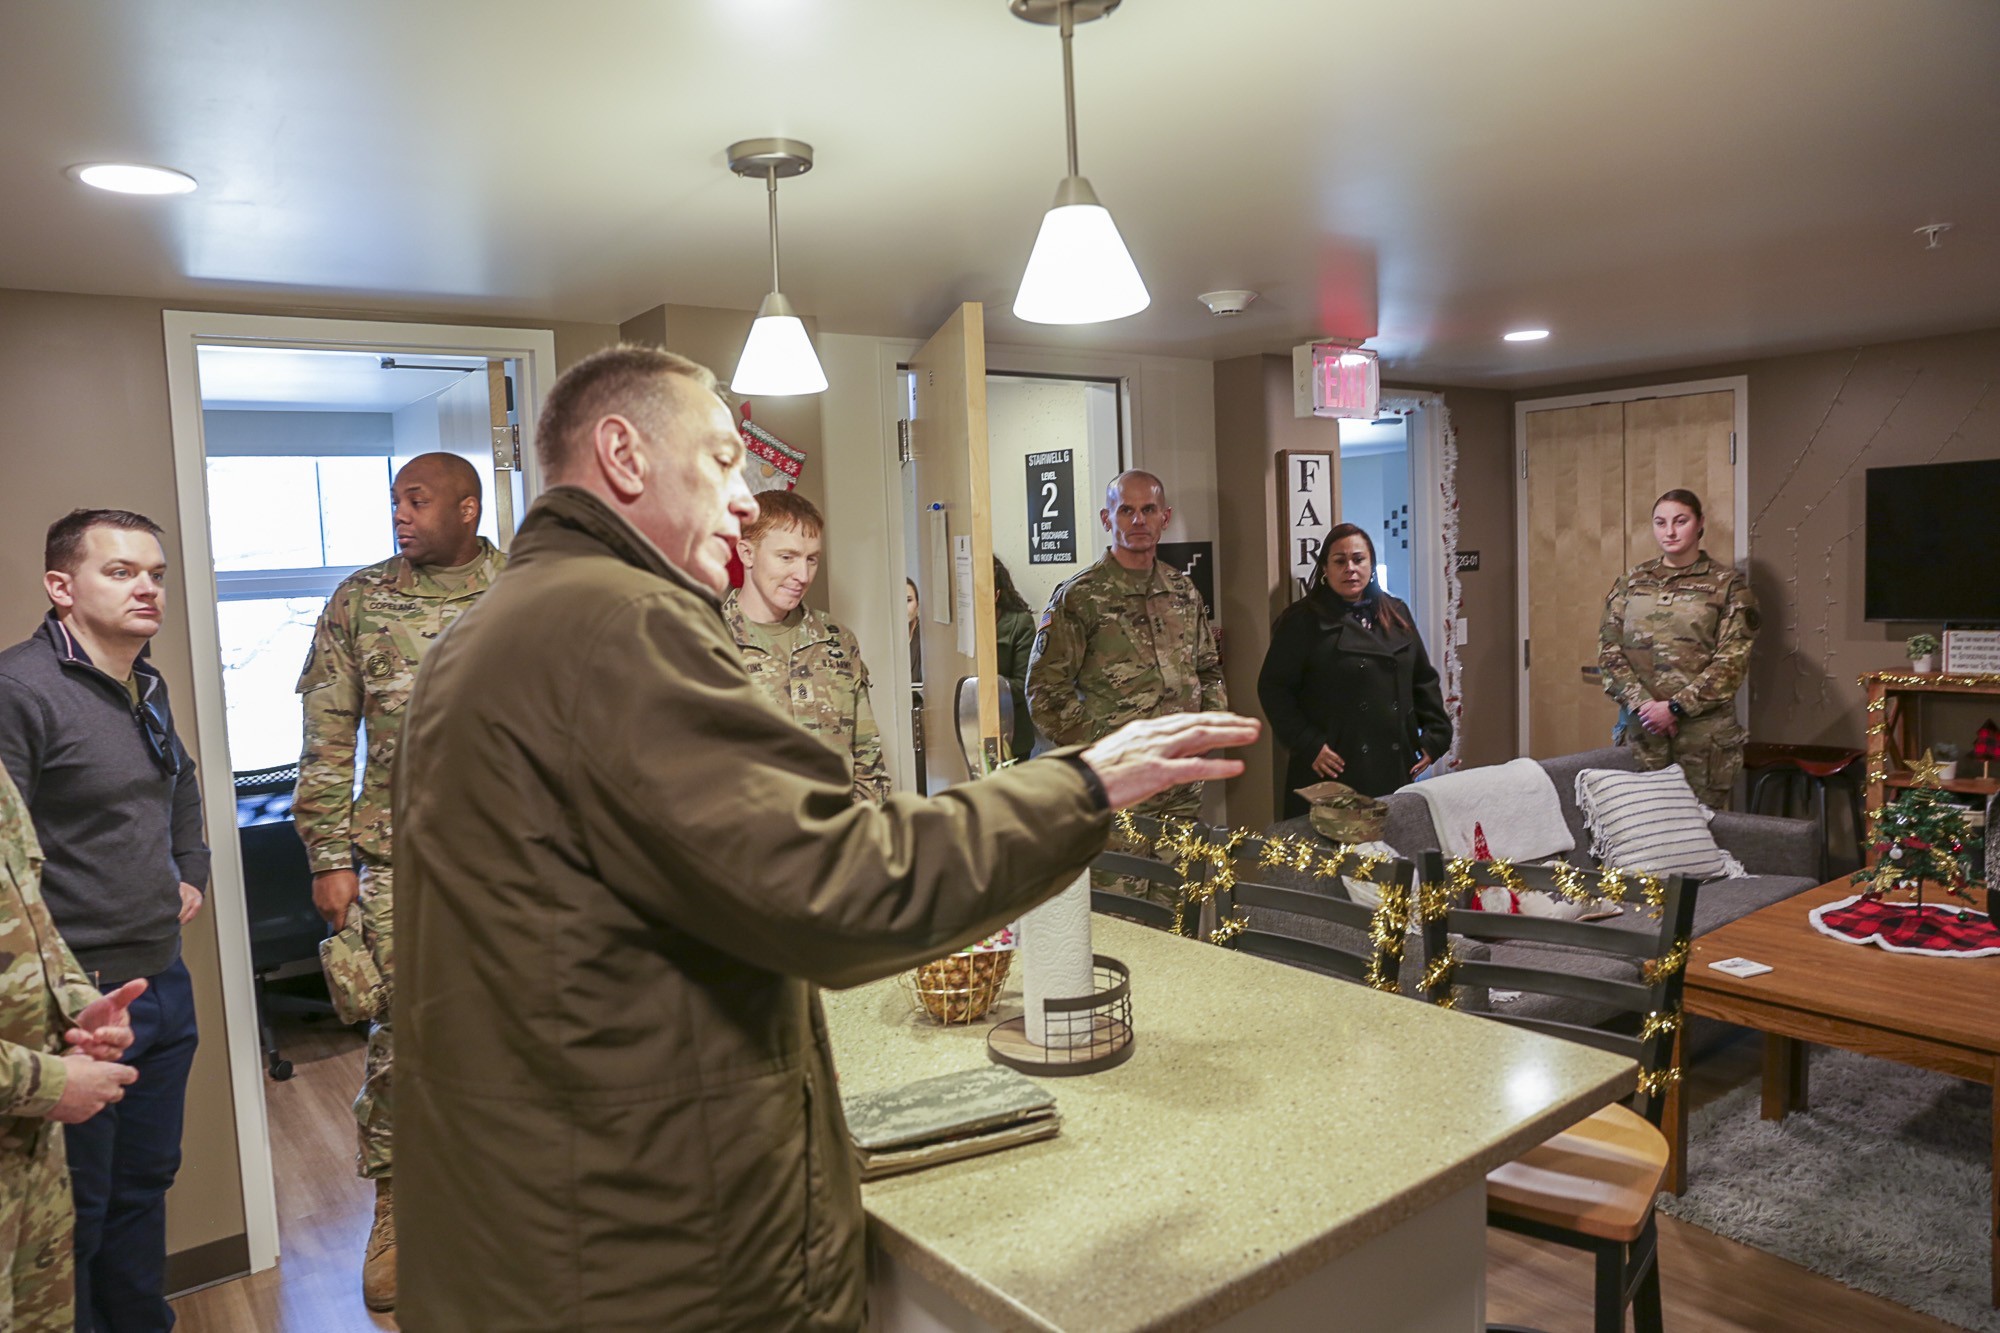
[{"left": 844, "top": 1065, "right": 1059, "bottom": 1181}]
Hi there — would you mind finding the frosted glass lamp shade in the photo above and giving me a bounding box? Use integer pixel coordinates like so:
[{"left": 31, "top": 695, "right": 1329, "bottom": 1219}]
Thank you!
[
  {"left": 1012, "top": 176, "right": 1150, "bottom": 325},
  {"left": 730, "top": 293, "right": 827, "bottom": 396}
]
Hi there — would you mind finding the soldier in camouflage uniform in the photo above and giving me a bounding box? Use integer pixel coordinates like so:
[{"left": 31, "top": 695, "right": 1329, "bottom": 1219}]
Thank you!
[
  {"left": 723, "top": 490, "right": 892, "bottom": 804},
  {"left": 1029, "top": 471, "right": 1227, "bottom": 906},
  {"left": 1599, "top": 488, "right": 1760, "bottom": 809},
  {"left": 295, "top": 453, "right": 504, "bottom": 1312},
  {"left": 0, "top": 767, "right": 140, "bottom": 1333}
]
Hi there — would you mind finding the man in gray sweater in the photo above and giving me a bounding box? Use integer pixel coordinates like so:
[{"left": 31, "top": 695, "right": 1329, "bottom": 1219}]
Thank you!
[{"left": 0, "top": 509, "right": 210, "bottom": 1333}]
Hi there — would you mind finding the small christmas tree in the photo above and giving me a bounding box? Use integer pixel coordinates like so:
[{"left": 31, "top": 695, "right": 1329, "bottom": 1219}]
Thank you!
[
  {"left": 1973, "top": 718, "right": 2000, "bottom": 780},
  {"left": 1855, "top": 784, "right": 1983, "bottom": 906}
]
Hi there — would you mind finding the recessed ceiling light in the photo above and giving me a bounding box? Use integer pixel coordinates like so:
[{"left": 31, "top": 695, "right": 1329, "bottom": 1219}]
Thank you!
[
  {"left": 68, "top": 163, "right": 198, "bottom": 195},
  {"left": 1503, "top": 329, "right": 1550, "bottom": 343}
]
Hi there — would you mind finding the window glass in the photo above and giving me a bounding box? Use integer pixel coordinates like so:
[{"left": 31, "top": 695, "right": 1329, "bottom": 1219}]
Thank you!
[
  {"left": 208, "top": 458, "right": 323, "bottom": 571},
  {"left": 319, "top": 457, "right": 394, "bottom": 567},
  {"left": 217, "top": 597, "right": 325, "bottom": 773}
]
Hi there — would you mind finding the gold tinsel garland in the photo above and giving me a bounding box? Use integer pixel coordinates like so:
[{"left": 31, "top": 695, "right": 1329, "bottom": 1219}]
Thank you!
[
  {"left": 1103, "top": 814, "right": 1692, "bottom": 1097},
  {"left": 1106, "top": 814, "right": 1694, "bottom": 1103},
  {"left": 1442, "top": 857, "right": 1667, "bottom": 917},
  {"left": 1642, "top": 940, "right": 1690, "bottom": 984},
  {"left": 1861, "top": 671, "right": 2000, "bottom": 690},
  {"left": 1637, "top": 1067, "right": 1682, "bottom": 1098},
  {"left": 1859, "top": 672, "right": 2000, "bottom": 794}
]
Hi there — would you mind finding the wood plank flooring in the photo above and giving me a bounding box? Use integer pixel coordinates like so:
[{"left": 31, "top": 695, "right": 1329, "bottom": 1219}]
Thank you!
[
  {"left": 172, "top": 1021, "right": 1961, "bottom": 1332},
  {"left": 172, "top": 1019, "right": 396, "bottom": 1333}
]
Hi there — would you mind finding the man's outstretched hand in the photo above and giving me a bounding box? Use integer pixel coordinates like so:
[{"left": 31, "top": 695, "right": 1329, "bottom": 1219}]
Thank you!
[
  {"left": 64, "top": 979, "right": 146, "bottom": 1063},
  {"left": 1079, "top": 712, "right": 1261, "bottom": 810}
]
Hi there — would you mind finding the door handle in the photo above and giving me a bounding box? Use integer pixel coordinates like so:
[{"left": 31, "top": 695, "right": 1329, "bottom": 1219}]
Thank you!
[{"left": 1579, "top": 665, "right": 1602, "bottom": 679}]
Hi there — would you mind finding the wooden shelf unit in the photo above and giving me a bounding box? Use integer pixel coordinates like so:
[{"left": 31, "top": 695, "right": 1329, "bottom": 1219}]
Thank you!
[{"left": 1861, "top": 669, "right": 2000, "bottom": 840}]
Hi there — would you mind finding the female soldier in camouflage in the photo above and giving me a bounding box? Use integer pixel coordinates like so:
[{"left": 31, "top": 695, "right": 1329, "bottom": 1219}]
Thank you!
[{"left": 1599, "top": 489, "right": 1760, "bottom": 807}]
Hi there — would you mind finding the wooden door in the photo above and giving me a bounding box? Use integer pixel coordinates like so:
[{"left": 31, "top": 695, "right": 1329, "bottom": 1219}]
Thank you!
[
  {"left": 1525, "top": 403, "right": 1628, "bottom": 757},
  {"left": 1623, "top": 391, "right": 1735, "bottom": 565},
  {"left": 908, "top": 303, "right": 1001, "bottom": 785}
]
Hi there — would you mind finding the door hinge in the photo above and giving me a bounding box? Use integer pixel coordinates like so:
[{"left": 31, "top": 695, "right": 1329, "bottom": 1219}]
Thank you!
[
  {"left": 492, "top": 423, "right": 520, "bottom": 472},
  {"left": 1520, "top": 451, "right": 1528, "bottom": 480},
  {"left": 1729, "top": 431, "right": 1738, "bottom": 465},
  {"left": 896, "top": 419, "right": 913, "bottom": 464},
  {"left": 1524, "top": 638, "right": 1531, "bottom": 669}
]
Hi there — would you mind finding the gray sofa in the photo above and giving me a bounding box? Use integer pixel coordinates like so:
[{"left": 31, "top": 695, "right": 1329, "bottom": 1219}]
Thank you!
[{"left": 1248, "top": 746, "right": 1822, "bottom": 1022}]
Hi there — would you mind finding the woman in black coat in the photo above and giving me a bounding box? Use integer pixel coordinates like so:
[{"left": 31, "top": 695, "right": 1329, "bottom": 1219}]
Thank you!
[{"left": 1258, "top": 523, "right": 1452, "bottom": 817}]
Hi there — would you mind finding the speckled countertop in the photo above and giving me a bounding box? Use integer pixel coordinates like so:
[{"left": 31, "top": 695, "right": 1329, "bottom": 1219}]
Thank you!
[{"left": 824, "top": 915, "right": 1636, "bottom": 1333}]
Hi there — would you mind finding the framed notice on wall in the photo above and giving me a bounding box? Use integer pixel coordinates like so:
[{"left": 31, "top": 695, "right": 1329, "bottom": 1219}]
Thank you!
[
  {"left": 1944, "top": 629, "right": 2000, "bottom": 674},
  {"left": 1276, "top": 449, "right": 1335, "bottom": 600}
]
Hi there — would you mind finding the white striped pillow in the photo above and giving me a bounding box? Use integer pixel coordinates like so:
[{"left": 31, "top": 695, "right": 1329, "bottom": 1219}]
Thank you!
[{"left": 1573, "top": 765, "right": 1747, "bottom": 881}]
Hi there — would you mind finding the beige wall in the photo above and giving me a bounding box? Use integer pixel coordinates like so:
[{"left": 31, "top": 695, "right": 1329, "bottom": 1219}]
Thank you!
[
  {"left": 0, "top": 286, "right": 616, "bottom": 1266},
  {"left": 1429, "top": 387, "right": 1519, "bottom": 769},
  {"left": 1213, "top": 355, "right": 1345, "bottom": 829},
  {"left": 1518, "top": 326, "right": 2000, "bottom": 751}
]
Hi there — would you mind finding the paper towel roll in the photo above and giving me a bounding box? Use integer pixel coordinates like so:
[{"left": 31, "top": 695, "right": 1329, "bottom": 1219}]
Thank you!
[{"left": 1020, "top": 871, "right": 1094, "bottom": 1047}]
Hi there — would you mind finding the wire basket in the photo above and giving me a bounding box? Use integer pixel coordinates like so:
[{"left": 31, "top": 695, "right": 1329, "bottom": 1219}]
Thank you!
[
  {"left": 899, "top": 950, "right": 1013, "bottom": 1025},
  {"left": 987, "top": 955, "right": 1135, "bottom": 1076}
]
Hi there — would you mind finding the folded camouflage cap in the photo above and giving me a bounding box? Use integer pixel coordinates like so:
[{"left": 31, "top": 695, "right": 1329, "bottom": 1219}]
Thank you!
[
  {"left": 319, "top": 912, "right": 386, "bottom": 1026},
  {"left": 1297, "top": 780, "right": 1389, "bottom": 845}
]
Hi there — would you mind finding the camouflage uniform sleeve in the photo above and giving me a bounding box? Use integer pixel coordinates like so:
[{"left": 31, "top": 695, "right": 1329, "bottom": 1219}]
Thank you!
[
  {"left": 849, "top": 663, "right": 894, "bottom": 805},
  {"left": 1670, "top": 572, "right": 1760, "bottom": 717},
  {"left": 1598, "top": 572, "right": 1652, "bottom": 710},
  {"left": 51, "top": 929, "right": 98, "bottom": 1024},
  {"left": 294, "top": 589, "right": 364, "bottom": 875},
  {"left": 1026, "top": 592, "right": 1090, "bottom": 746},
  {"left": 0, "top": 1041, "right": 68, "bottom": 1119},
  {"left": 1193, "top": 599, "right": 1227, "bottom": 712}
]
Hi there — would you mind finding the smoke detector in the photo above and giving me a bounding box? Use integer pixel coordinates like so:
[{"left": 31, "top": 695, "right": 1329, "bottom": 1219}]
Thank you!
[{"left": 1197, "top": 289, "right": 1258, "bottom": 317}]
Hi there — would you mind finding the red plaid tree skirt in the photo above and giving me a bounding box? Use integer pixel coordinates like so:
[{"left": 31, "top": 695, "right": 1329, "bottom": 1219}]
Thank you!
[{"left": 1809, "top": 894, "right": 2000, "bottom": 957}]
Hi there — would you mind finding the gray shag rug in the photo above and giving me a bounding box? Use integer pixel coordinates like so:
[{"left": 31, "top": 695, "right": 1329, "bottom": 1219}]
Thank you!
[{"left": 1658, "top": 1047, "right": 1996, "bottom": 1331}]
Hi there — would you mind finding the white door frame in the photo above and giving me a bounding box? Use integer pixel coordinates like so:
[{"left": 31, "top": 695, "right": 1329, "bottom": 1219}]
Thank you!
[
  {"left": 864, "top": 340, "right": 1148, "bottom": 798},
  {"left": 1379, "top": 391, "right": 1454, "bottom": 765},
  {"left": 161, "top": 311, "right": 559, "bottom": 1272},
  {"left": 1512, "top": 375, "right": 1751, "bottom": 755}
]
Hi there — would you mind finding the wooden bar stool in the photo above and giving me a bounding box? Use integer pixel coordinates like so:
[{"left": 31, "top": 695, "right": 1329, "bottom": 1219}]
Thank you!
[{"left": 1743, "top": 742, "right": 1864, "bottom": 880}]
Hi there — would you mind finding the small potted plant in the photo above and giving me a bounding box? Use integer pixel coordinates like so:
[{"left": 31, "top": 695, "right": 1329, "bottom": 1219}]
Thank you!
[{"left": 1906, "top": 633, "right": 1940, "bottom": 673}]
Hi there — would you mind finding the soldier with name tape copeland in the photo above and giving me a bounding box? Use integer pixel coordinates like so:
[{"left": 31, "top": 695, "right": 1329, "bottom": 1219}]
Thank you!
[
  {"left": 294, "top": 453, "right": 503, "bottom": 1312},
  {"left": 1028, "top": 471, "right": 1227, "bottom": 905},
  {"left": 1599, "top": 487, "right": 1759, "bottom": 809}
]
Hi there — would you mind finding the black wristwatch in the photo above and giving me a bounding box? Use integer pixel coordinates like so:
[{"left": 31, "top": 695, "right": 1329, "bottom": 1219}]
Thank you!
[{"left": 1668, "top": 700, "right": 1687, "bottom": 720}]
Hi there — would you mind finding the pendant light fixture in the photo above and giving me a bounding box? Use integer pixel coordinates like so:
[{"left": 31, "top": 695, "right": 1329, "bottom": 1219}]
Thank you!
[
  {"left": 726, "top": 138, "right": 827, "bottom": 396},
  {"left": 1011, "top": 0, "right": 1149, "bottom": 325}
]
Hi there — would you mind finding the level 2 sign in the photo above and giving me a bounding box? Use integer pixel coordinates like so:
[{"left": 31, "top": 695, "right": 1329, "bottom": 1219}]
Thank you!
[{"left": 1026, "top": 449, "right": 1076, "bottom": 565}]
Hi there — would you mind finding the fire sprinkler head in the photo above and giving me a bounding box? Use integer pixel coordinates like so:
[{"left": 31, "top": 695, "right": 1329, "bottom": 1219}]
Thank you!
[{"left": 1198, "top": 289, "right": 1258, "bottom": 317}]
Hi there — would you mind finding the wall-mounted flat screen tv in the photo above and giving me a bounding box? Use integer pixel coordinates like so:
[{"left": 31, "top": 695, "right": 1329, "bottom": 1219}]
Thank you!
[{"left": 1864, "top": 458, "right": 2000, "bottom": 621}]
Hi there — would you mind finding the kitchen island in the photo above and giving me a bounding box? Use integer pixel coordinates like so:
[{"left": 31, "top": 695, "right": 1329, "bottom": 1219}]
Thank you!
[{"left": 825, "top": 914, "right": 1635, "bottom": 1333}]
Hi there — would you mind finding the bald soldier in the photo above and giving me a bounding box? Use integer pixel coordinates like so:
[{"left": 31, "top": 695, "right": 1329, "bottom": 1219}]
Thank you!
[
  {"left": 393, "top": 345, "right": 1257, "bottom": 1329},
  {"left": 1028, "top": 470, "right": 1227, "bottom": 906},
  {"left": 294, "top": 451, "right": 504, "bottom": 1313}
]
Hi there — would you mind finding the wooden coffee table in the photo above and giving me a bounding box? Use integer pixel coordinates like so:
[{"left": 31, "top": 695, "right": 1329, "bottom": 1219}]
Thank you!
[{"left": 1666, "top": 878, "right": 2000, "bottom": 1305}]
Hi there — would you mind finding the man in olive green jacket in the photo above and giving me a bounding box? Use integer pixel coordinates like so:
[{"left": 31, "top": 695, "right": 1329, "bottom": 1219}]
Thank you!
[{"left": 394, "top": 346, "right": 1255, "bottom": 1332}]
